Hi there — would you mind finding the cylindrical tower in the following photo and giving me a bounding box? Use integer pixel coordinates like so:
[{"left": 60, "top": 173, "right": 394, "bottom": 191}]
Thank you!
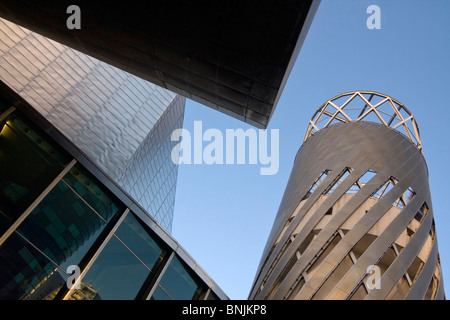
[{"left": 249, "top": 91, "right": 445, "bottom": 300}]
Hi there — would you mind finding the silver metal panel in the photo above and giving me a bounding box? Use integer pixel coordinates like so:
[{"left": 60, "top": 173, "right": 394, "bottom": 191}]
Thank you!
[
  {"left": 0, "top": 18, "right": 175, "bottom": 178},
  {"left": 116, "top": 95, "right": 185, "bottom": 232},
  {"left": 327, "top": 188, "right": 425, "bottom": 299},
  {"left": 365, "top": 210, "right": 434, "bottom": 299},
  {"left": 0, "top": 18, "right": 184, "bottom": 231},
  {"left": 405, "top": 240, "right": 439, "bottom": 300},
  {"left": 436, "top": 274, "right": 446, "bottom": 300}
]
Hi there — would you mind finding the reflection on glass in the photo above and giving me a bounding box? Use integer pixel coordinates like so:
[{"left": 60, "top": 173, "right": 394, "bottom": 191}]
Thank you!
[
  {"left": 115, "top": 213, "right": 167, "bottom": 270},
  {"left": 79, "top": 236, "right": 151, "bottom": 300},
  {"left": 67, "top": 283, "right": 101, "bottom": 300},
  {"left": 0, "top": 172, "right": 124, "bottom": 299},
  {"left": 151, "top": 255, "right": 204, "bottom": 300},
  {"left": 0, "top": 232, "right": 61, "bottom": 300},
  {"left": 7, "top": 114, "right": 70, "bottom": 169},
  {"left": 151, "top": 285, "right": 172, "bottom": 300},
  {"left": 78, "top": 213, "right": 167, "bottom": 300},
  {"left": 63, "top": 163, "right": 123, "bottom": 222},
  {"left": 0, "top": 108, "right": 126, "bottom": 300},
  {"left": 0, "top": 113, "right": 70, "bottom": 234},
  {"left": 0, "top": 104, "right": 217, "bottom": 301},
  {"left": 0, "top": 180, "right": 116, "bottom": 299},
  {"left": 17, "top": 181, "right": 109, "bottom": 269}
]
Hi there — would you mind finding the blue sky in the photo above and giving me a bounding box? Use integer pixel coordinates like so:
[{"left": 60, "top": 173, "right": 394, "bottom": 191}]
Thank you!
[{"left": 172, "top": 0, "right": 450, "bottom": 299}]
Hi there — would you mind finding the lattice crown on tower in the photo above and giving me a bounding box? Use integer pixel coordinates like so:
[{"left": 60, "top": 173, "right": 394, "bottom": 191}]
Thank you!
[{"left": 304, "top": 91, "right": 421, "bottom": 153}]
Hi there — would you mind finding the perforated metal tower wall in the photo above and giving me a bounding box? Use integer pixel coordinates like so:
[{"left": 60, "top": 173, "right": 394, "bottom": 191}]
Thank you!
[{"left": 249, "top": 91, "right": 445, "bottom": 300}]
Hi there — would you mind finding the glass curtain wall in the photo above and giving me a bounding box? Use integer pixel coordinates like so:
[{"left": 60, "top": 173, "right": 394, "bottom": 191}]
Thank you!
[{"left": 0, "top": 100, "right": 212, "bottom": 300}]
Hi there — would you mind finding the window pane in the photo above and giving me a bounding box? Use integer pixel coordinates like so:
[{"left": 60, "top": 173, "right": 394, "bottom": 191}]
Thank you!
[
  {"left": 115, "top": 213, "right": 167, "bottom": 271},
  {"left": 152, "top": 255, "right": 204, "bottom": 300},
  {"left": 0, "top": 231, "right": 102, "bottom": 300},
  {"left": 16, "top": 181, "right": 112, "bottom": 276},
  {"left": 0, "top": 116, "right": 66, "bottom": 234},
  {"left": 62, "top": 163, "right": 124, "bottom": 222},
  {"left": 79, "top": 236, "right": 151, "bottom": 300},
  {"left": 151, "top": 285, "right": 173, "bottom": 300},
  {"left": 0, "top": 171, "right": 125, "bottom": 300},
  {"left": 0, "top": 232, "right": 62, "bottom": 300},
  {"left": 6, "top": 114, "right": 70, "bottom": 170}
]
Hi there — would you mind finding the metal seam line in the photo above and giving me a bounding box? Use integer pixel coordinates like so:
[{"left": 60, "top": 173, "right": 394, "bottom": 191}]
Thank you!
[{"left": 145, "top": 251, "right": 175, "bottom": 300}]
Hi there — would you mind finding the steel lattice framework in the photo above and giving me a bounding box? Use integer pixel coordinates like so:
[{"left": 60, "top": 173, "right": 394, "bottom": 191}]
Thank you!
[
  {"left": 249, "top": 91, "right": 444, "bottom": 300},
  {"left": 304, "top": 91, "right": 422, "bottom": 152}
]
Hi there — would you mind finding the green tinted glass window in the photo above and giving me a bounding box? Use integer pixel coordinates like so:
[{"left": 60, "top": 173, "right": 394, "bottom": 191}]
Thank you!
[
  {"left": 151, "top": 285, "right": 172, "bottom": 300},
  {"left": 79, "top": 236, "right": 151, "bottom": 300},
  {"left": 6, "top": 114, "right": 70, "bottom": 170},
  {"left": 2, "top": 178, "right": 123, "bottom": 300},
  {"left": 63, "top": 164, "right": 123, "bottom": 222},
  {"left": 152, "top": 255, "right": 204, "bottom": 300},
  {"left": 17, "top": 181, "right": 110, "bottom": 270},
  {"left": 206, "top": 290, "right": 220, "bottom": 300},
  {"left": 0, "top": 111, "right": 71, "bottom": 234},
  {"left": 0, "top": 232, "right": 62, "bottom": 300},
  {"left": 77, "top": 213, "right": 167, "bottom": 300},
  {"left": 115, "top": 213, "right": 167, "bottom": 271}
]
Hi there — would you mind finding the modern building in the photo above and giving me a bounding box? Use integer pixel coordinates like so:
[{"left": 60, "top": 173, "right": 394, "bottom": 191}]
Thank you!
[
  {"left": 0, "top": 18, "right": 183, "bottom": 232},
  {"left": 0, "top": 1, "right": 321, "bottom": 300},
  {"left": 0, "top": 19, "right": 228, "bottom": 299},
  {"left": 249, "top": 91, "right": 445, "bottom": 300},
  {"left": 0, "top": 66, "right": 227, "bottom": 301}
]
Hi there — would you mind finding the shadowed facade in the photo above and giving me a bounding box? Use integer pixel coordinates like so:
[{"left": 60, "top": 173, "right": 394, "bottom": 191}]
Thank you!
[{"left": 0, "top": 0, "right": 320, "bottom": 128}]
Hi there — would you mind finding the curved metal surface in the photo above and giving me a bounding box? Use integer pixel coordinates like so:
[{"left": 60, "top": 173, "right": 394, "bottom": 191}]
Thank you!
[{"left": 249, "top": 96, "right": 444, "bottom": 300}]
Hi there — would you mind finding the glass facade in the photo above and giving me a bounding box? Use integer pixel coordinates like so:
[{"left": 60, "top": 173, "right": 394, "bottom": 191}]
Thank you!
[
  {"left": 151, "top": 255, "right": 205, "bottom": 300},
  {"left": 0, "top": 100, "right": 225, "bottom": 300},
  {"left": 78, "top": 213, "right": 167, "bottom": 300},
  {"left": 0, "top": 109, "right": 71, "bottom": 235}
]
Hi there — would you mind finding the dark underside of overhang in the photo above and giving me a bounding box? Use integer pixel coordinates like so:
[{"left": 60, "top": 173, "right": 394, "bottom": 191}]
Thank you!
[{"left": 0, "top": 0, "right": 319, "bottom": 128}]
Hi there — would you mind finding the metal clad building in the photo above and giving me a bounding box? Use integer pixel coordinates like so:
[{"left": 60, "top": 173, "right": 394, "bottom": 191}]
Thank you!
[
  {"left": 0, "top": 18, "right": 183, "bottom": 231},
  {"left": 0, "top": 1, "right": 321, "bottom": 301},
  {"left": 0, "top": 67, "right": 226, "bottom": 301},
  {"left": 249, "top": 91, "right": 445, "bottom": 300}
]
